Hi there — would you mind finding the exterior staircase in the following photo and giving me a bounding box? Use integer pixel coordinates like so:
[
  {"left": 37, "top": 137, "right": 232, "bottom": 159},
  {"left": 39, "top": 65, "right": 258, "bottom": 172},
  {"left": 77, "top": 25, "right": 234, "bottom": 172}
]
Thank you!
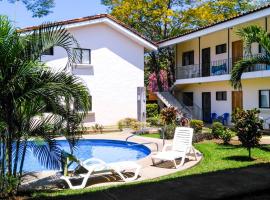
[{"left": 156, "top": 91, "right": 193, "bottom": 119}]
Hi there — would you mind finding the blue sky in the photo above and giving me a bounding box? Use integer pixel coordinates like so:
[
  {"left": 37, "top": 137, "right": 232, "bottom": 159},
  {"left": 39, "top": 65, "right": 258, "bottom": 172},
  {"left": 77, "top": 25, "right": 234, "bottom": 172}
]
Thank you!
[{"left": 0, "top": 0, "right": 108, "bottom": 28}]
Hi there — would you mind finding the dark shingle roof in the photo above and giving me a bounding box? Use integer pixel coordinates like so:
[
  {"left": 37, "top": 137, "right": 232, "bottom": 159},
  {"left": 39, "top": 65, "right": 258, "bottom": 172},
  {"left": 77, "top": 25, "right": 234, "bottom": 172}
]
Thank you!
[{"left": 158, "top": 3, "right": 270, "bottom": 44}]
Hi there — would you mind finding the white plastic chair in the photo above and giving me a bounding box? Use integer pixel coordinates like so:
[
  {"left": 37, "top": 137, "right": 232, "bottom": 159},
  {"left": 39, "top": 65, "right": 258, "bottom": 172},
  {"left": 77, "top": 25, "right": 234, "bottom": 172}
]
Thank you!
[
  {"left": 151, "top": 127, "right": 197, "bottom": 168},
  {"left": 60, "top": 158, "right": 141, "bottom": 189}
]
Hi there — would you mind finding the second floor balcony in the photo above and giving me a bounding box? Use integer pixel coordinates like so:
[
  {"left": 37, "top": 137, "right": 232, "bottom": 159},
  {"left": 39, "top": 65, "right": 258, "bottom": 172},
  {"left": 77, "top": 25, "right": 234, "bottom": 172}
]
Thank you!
[{"left": 176, "top": 54, "right": 270, "bottom": 80}]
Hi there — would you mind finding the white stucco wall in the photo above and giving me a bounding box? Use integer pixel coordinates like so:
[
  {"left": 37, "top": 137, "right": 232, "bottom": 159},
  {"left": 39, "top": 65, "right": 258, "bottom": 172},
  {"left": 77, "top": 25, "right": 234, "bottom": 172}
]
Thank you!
[{"left": 42, "top": 23, "right": 145, "bottom": 126}]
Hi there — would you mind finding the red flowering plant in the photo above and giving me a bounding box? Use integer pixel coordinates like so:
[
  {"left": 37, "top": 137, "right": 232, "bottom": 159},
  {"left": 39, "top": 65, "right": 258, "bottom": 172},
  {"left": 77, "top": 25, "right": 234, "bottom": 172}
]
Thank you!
[{"left": 147, "top": 70, "right": 169, "bottom": 92}]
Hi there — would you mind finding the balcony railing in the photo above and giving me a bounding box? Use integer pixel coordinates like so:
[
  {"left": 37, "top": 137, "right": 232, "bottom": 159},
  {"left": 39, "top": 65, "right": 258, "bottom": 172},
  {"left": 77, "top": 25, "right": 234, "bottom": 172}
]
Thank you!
[{"left": 176, "top": 54, "right": 269, "bottom": 80}]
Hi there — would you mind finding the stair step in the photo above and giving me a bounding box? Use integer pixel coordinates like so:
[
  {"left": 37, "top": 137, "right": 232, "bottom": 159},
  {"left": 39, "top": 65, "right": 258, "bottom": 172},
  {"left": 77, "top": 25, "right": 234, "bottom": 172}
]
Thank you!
[{"left": 156, "top": 91, "right": 193, "bottom": 118}]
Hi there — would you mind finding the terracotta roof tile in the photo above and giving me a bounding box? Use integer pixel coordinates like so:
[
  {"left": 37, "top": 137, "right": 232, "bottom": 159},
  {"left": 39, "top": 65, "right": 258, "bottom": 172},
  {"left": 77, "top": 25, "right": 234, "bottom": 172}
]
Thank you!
[{"left": 19, "top": 14, "right": 157, "bottom": 47}]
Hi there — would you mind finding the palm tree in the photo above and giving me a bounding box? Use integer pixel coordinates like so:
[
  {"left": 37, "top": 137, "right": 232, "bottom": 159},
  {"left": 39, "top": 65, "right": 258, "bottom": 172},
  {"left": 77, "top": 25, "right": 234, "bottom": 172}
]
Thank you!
[
  {"left": 0, "top": 16, "right": 91, "bottom": 196},
  {"left": 230, "top": 25, "right": 270, "bottom": 89}
]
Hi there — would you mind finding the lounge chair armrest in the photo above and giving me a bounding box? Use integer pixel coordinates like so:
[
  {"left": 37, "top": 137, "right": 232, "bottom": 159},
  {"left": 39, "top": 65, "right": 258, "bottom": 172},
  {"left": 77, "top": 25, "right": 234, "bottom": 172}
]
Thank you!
[{"left": 162, "top": 144, "right": 173, "bottom": 152}]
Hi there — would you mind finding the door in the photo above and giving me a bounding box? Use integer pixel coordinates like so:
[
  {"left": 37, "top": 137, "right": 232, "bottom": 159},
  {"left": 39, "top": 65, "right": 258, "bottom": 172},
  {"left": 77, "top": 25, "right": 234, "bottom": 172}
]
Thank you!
[
  {"left": 202, "top": 47, "right": 211, "bottom": 77},
  {"left": 202, "top": 92, "right": 211, "bottom": 122},
  {"left": 232, "top": 40, "right": 243, "bottom": 67},
  {"left": 232, "top": 91, "right": 243, "bottom": 112}
]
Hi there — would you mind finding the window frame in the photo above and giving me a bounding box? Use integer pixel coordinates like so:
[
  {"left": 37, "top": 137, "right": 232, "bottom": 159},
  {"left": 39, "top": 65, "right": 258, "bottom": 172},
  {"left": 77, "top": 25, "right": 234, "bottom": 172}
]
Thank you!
[
  {"left": 182, "top": 50, "right": 194, "bottom": 66},
  {"left": 258, "top": 43, "right": 262, "bottom": 54},
  {"left": 215, "top": 44, "right": 227, "bottom": 55},
  {"left": 216, "top": 91, "right": 227, "bottom": 101},
  {"left": 183, "top": 92, "right": 194, "bottom": 106},
  {"left": 74, "top": 48, "right": 91, "bottom": 64},
  {"left": 259, "top": 90, "right": 270, "bottom": 109}
]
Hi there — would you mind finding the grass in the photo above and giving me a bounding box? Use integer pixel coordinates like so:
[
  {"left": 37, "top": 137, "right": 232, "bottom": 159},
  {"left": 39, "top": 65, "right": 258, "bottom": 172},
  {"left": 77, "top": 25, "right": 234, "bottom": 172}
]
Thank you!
[
  {"left": 28, "top": 141, "right": 270, "bottom": 199},
  {"left": 139, "top": 133, "right": 160, "bottom": 138}
]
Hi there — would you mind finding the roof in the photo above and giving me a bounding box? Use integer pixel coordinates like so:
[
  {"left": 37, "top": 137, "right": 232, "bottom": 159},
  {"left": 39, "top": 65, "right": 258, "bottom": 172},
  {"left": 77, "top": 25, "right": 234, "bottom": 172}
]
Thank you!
[
  {"left": 159, "top": 3, "right": 270, "bottom": 47},
  {"left": 19, "top": 14, "right": 157, "bottom": 50}
]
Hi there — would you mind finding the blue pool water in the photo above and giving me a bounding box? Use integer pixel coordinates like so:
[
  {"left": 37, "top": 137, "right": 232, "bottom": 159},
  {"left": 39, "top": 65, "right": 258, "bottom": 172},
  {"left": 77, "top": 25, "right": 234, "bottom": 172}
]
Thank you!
[{"left": 23, "top": 139, "right": 150, "bottom": 172}]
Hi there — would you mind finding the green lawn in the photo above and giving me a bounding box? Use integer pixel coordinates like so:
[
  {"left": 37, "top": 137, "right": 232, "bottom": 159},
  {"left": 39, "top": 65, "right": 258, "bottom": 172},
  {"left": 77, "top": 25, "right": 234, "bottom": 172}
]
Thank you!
[
  {"left": 139, "top": 133, "right": 161, "bottom": 138},
  {"left": 29, "top": 141, "right": 270, "bottom": 199}
]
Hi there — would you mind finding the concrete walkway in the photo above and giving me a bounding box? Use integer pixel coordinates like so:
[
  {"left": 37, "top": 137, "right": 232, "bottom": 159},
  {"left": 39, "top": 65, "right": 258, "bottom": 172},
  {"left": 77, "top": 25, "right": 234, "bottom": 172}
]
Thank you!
[{"left": 20, "top": 131, "right": 202, "bottom": 191}]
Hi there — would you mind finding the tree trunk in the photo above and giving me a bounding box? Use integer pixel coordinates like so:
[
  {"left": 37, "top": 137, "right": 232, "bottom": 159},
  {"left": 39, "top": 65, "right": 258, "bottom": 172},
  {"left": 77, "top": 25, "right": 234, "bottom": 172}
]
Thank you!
[
  {"left": 19, "top": 140, "right": 27, "bottom": 177},
  {"left": 13, "top": 139, "right": 21, "bottom": 176},
  {"left": 6, "top": 104, "right": 14, "bottom": 176},
  {"left": 149, "top": 52, "right": 163, "bottom": 92},
  {"left": 248, "top": 147, "right": 251, "bottom": 160},
  {"left": 168, "top": 48, "right": 176, "bottom": 84},
  {"left": 6, "top": 131, "right": 12, "bottom": 176}
]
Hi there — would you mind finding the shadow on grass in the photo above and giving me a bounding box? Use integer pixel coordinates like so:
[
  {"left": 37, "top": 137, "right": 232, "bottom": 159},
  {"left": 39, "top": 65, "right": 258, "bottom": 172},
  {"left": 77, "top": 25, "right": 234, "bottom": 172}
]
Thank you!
[
  {"left": 223, "top": 155, "right": 255, "bottom": 162},
  {"left": 259, "top": 145, "right": 270, "bottom": 153},
  {"left": 212, "top": 142, "right": 245, "bottom": 150},
  {"left": 27, "top": 163, "right": 270, "bottom": 200}
]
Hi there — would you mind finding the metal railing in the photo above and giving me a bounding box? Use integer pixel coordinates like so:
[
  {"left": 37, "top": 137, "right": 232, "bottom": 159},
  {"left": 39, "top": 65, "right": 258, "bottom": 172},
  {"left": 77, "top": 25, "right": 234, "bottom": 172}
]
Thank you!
[
  {"left": 125, "top": 130, "right": 159, "bottom": 151},
  {"left": 176, "top": 53, "right": 269, "bottom": 79}
]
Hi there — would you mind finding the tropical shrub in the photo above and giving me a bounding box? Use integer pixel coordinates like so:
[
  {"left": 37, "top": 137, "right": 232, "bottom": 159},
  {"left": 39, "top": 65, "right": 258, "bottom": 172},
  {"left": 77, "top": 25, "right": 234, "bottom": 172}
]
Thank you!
[
  {"left": 163, "top": 123, "right": 176, "bottom": 139},
  {"left": 130, "top": 121, "right": 142, "bottom": 131},
  {"left": 219, "top": 128, "right": 234, "bottom": 144},
  {"left": 146, "top": 103, "right": 159, "bottom": 118},
  {"left": 0, "top": 175, "right": 19, "bottom": 198},
  {"left": 92, "top": 124, "right": 104, "bottom": 133},
  {"left": 117, "top": 118, "right": 138, "bottom": 130},
  {"left": 146, "top": 115, "right": 161, "bottom": 127},
  {"left": 193, "top": 132, "right": 213, "bottom": 143},
  {"left": 232, "top": 108, "right": 263, "bottom": 159},
  {"left": 211, "top": 122, "right": 224, "bottom": 138},
  {"left": 190, "top": 120, "right": 203, "bottom": 133},
  {"left": 160, "top": 107, "right": 178, "bottom": 125}
]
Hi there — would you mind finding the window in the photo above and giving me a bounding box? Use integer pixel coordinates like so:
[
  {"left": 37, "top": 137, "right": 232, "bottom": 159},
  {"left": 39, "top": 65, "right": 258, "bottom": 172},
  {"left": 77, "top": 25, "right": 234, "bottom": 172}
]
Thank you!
[
  {"left": 259, "top": 44, "right": 262, "bottom": 54},
  {"left": 42, "top": 47, "right": 54, "bottom": 55},
  {"left": 183, "top": 92, "right": 193, "bottom": 106},
  {"left": 216, "top": 44, "right": 226, "bottom": 54},
  {"left": 216, "top": 91, "right": 227, "bottom": 101},
  {"left": 182, "top": 51, "right": 194, "bottom": 66},
  {"left": 259, "top": 90, "right": 270, "bottom": 108},
  {"left": 74, "top": 48, "right": 91, "bottom": 64}
]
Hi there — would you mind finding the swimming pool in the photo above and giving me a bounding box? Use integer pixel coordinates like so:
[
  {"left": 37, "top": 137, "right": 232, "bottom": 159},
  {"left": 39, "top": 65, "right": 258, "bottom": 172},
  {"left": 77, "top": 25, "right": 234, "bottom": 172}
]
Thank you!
[{"left": 23, "top": 139, "right": 151, "bottom": 172}]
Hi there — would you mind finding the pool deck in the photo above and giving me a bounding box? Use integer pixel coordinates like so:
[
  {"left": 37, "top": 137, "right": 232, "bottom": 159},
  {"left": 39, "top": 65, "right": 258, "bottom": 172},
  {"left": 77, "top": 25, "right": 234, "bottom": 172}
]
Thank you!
[{"left": 20, "top": 131, "right": 202, "bottom": 191}]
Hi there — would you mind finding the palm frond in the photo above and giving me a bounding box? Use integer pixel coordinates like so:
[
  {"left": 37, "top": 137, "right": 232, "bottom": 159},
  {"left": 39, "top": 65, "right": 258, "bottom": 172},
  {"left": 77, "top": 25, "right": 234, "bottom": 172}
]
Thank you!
[
  {"left": 29, "top": 137, "right": 62, "bottom": 170},
  {"left": 236, "top": 25, "right": 270, "bottom": 55},
  {"left": 23, "top": 22, "right": 79, "bottom": 69},
  {"left": 230, "top": 55, "right": 270, "bottom": 89}
]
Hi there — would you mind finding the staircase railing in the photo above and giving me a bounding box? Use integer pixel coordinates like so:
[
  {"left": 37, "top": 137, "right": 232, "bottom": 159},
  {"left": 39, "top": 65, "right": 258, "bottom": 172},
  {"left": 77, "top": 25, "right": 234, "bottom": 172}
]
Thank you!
[{"left": 156, "top": 91, "right": 193, "bottom": 119}]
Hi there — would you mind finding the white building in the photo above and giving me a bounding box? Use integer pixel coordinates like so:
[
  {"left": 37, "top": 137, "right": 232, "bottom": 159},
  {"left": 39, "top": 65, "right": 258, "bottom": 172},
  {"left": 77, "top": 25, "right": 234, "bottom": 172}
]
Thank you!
[
  {"left": 158, "top": 4, "right": 270, "bottom": 128},
  {"left": 21, "top": 14, "right": 157, "bottom": 126}
]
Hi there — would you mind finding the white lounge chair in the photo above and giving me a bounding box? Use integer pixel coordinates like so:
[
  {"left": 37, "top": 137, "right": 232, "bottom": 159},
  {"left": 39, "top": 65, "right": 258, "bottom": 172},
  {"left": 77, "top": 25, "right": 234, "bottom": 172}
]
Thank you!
[
  {"left": 60, "top": 158, "right": 141, "bottom": 189},
  {"left": 151, "top": 127, "right": 197, "bottom": 169}
]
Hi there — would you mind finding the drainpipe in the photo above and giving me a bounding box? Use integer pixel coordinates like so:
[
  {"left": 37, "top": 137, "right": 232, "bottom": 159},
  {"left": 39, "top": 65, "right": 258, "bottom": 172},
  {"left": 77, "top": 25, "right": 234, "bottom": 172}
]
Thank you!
[
  {"left": 199, "top": 37, "right": 201, "bottom": 76},
  {"left": 175, "top": 44, "right": 178, "bottom": 81},
  {"left": 227, "top": 28, "right": 230, "bottom": 72}
]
